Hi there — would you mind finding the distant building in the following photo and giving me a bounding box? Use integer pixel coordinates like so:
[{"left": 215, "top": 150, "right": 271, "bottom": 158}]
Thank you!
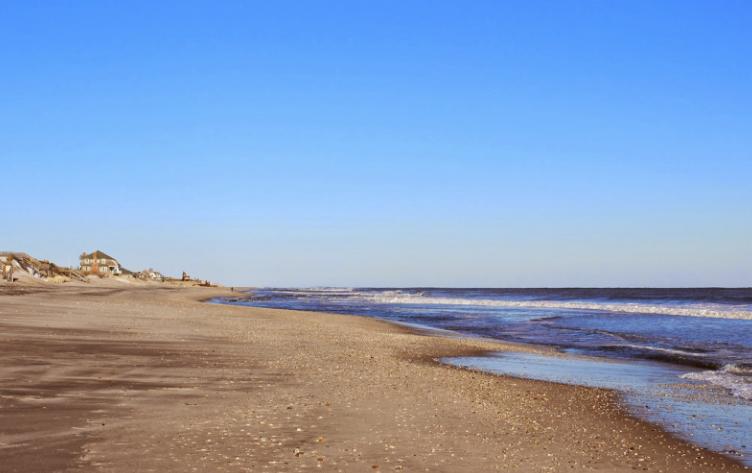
[
  {"left": 135, "top": 268, "right": 164, "bottom": 282},
  {"left": 80, "top": 250, "right": 122, "bottom": 276}
]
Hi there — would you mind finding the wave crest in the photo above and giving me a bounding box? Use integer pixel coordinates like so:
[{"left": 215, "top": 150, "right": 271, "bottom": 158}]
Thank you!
[{"left": 344, "top": 291, "right": 752, "bottom": 321}]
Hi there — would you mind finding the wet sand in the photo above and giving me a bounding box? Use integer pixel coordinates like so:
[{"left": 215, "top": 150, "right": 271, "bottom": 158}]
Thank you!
[{"left": 0, "top": 283, "right": 747, "bottom": 472}]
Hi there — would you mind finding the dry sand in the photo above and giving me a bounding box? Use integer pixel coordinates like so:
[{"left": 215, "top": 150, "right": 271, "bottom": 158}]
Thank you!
[{"left": 0, "top": 283, "right": 746, "bottom": 472}]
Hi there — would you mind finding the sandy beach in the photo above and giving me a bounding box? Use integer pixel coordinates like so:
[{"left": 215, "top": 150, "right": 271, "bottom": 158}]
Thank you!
[{"left": 0, "top": 283, "right": 746, "bottom": 472}]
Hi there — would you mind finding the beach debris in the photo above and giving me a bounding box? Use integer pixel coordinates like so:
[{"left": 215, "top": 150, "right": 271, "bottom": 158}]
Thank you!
[
  {"left": 293, "top": 448, "right": 303, "bottom": 457},
  {"left": 1, "top": 252, "right": 87, "bottom": 283}
]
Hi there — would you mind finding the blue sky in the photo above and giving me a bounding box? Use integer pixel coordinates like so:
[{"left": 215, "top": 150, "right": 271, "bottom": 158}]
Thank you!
[{"left": 2, "top": 1, "right": 750, "bottom": 286}]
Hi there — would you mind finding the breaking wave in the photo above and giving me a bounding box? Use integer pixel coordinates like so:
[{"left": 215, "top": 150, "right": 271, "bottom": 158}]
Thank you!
[
  {"left": 331, "top": 290, "right": 752, "bottom": 321},
  {"left": 681, "top": 364, "right": 752, "bottom": 400}
]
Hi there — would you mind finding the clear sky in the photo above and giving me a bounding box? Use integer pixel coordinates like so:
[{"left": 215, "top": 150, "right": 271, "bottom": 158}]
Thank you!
[{"left": 2, "top": 1, "right": 750, "bottom": 287}]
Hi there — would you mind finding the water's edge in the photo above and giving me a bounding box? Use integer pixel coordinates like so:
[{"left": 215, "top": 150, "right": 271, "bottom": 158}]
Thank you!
[
  {"left": 212, "top": 296, "right": 751, "bottom": 467},
  {"left": 443, "top": 351, "right": 752, "bottom": 466}
]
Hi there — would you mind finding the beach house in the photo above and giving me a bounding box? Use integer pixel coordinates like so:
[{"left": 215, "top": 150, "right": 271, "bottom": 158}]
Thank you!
[
  {"left": 79, "top": 250, "right": 122, "bottom": 276},
  {"left": 135, "top": 268, "right": 165, "bottom": 282}
]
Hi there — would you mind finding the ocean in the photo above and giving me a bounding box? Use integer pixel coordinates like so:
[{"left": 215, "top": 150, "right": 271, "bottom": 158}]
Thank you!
[{"left": 218, "top": 287, "right": 752, "bottom": 464}]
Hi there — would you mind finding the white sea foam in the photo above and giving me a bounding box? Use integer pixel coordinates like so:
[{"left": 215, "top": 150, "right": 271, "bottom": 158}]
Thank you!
[
  {"left": 335, "top": 291, "right": 752, "bottom": 321},
  {"left": 619, "top": 344, "right": 714, "bottom": 358},
  {"left": 681, "top": 365, "right": 752, "bottom": 400}
]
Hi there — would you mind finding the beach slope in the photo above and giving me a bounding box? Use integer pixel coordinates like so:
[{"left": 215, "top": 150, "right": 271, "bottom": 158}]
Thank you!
[{"left": 0, "top": 284, "right": 745, "bottom": 472}]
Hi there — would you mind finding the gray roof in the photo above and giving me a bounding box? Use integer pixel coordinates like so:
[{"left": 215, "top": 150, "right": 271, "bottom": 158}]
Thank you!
[{"left": 80, "top": 250, "right": 118, "bottom": 262}]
